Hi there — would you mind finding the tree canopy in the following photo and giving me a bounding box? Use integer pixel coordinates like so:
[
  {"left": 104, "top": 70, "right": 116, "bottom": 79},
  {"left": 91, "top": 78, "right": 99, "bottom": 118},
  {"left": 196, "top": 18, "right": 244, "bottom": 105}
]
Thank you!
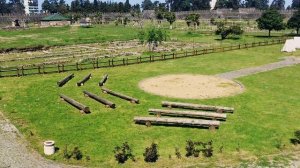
[
  {"left": 287, "top": 9, "right": 300, "bottom": 34},
  {"left": 256, "top": 9, "right": 285, "bottom": 37}
]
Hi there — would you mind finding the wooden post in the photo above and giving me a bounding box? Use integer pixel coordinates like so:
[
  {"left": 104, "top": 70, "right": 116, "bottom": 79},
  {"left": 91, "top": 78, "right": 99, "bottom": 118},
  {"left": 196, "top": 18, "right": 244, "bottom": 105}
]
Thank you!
[
  {"left": 172, "top": 53, "right": 175, "bottom": 59},
  {"left": 21, "top": 66, "right": 24, "bottom": 76},
  {"left": 96, "top": 58, "right": 99, "bottom": 68},
  {"left": 38, "top": 66, "right": 41, "bottom": 74},
  {"left": 238, "top": 44, "right": 241, "bottom": 49},
  {"left": 123, "top": 58, "right": 125, "bottom": 65},
  {"left": 58, "top": 64, "right": 60, "bottom": 73},
  {"left": 112, "top": 59, "right": 114, "bottom": 67},
  {"left": 62, "top": 64, "right": 64, "bottom": 72},
  {"left": 42, "top": 64, "right": 45, "bottom": 74}
]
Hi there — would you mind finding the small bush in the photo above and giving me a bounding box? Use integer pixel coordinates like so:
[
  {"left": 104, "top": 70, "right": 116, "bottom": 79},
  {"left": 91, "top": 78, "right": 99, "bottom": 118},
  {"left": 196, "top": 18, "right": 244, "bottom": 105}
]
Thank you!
[
  {"left": 113, "top": 142, "right": 135, "bottom": 164},
  {"left": 71, "top": 147, "right": 83, "bottom": 160},
  {"left": 63, "top": 145, "right": 71, "bottom": 160},
  {"left": 290, "top": 130, "right": 300, "bottom": 145},
  {"left": 185, "top": 140, "right": 214, "bottom": 158},
  {"left": 185, "top": 140, "right": 195, "bottom": 157},
  {"left": 143, "top": 143, "right": 159, "bottom": 162},
  {"left": 175, "top": 147, "right": 181, "bottom": 159}
]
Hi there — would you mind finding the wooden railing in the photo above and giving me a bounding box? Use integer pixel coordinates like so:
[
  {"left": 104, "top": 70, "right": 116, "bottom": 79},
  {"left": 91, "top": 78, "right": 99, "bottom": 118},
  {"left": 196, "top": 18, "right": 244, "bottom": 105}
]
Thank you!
[{"left": 0, "top": 38, "right": 286, "bottom": 78}]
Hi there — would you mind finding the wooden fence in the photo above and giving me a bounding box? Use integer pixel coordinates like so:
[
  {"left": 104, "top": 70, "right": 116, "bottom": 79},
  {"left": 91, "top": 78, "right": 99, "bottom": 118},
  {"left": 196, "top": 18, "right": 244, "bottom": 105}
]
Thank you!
[{"left": 0, "top": 39, "right": 285, "bottom": 78}]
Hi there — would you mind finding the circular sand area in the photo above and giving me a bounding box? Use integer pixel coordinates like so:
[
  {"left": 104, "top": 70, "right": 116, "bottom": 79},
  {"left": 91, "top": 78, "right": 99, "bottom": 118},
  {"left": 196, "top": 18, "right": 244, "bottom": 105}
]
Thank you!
[{"left": 139, "top": 74, "right": 244, "bottom": 99}]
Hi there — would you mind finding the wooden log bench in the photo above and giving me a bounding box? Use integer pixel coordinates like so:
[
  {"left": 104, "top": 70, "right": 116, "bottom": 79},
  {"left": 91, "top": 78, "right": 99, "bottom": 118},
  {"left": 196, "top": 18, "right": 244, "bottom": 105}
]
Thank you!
[
  {"left": 57, "top": 73, "right": 74, "bottom": 87},
  {"left": 99, "top": 74, "right": 108, "bottom": 87},
  {"left": 77, "top": 74, "right": 92, "bottom": 86},
  {"left": 134, "top": 117, "right": 220, "bottom": 130},
  {"left": 83, "top": 90, "right": 115, "bottom": 108},
  {"left": 101, "top": 87, "right": 139, "bottom": 104},
  {"left": 59, "top": 94, "right": 90, "bottom": 113},
  {"left": 148, "top": 109, "right": 226, "bottom": 120},
  {"left": 162, "top": 101, "right": 234, "bottom": 113}
]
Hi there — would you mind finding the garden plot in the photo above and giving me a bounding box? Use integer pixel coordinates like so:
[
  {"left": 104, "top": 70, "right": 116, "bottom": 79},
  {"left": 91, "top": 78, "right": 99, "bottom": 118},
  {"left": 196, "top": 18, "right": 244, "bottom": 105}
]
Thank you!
[{"left": 0, "top": 40, "right": 203, "bottom": 67}]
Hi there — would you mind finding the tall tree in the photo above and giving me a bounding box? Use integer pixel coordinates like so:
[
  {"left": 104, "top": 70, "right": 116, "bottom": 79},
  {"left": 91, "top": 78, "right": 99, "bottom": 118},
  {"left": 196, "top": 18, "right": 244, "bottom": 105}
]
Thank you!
[
  {"left": 142, "top": 0, "right": 154, "bottom": 10},
  {"left": 124, "top": 0, "right": 131, "bottom": 12},
  {"left": 256, "top": 9, "right": 285, "bottom": 37},
  {"left": 287, "top": 9, "right": 300, "bottom": 34},
  {"left": 270, "top": 0, "right": 285, "bottom": 10},
  {"left": 245, "top": 0, "right": 269, "bottom": 9},
  {"left": 0, "top": 0, "right": 9, "bottom": 14},
  {"left": 215, "top": 0, "right": 240, "bottom": 9},
  {"left": 191, "top": 0, "right": 211, "bottom": 10},
  {"left": 291, "top": 0, "right": 300, "bottom": 9},
  {"left": 8, "top": 0, "right": 24, "bottom": 14},
  {"left": 58, "top": 0, "right": 68, "bottom": 14},
  {"left": 42, "top": 0, "right": 51, "bottom": 12},
  {"left": 93, "top": 0, "right": 98, "bottom": 12},
  {"left": 71, "top": 0, "right": 81, "bottom": 12}
]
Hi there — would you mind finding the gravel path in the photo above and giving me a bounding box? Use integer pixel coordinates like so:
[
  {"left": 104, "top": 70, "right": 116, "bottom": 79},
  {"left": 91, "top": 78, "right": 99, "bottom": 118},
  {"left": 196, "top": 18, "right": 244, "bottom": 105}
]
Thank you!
[
  {"left": 217, "top": 56, "right": 300, "bottom": 79},
  {"left": 0, "top": 112, "right": 73, "bottom": 168}
]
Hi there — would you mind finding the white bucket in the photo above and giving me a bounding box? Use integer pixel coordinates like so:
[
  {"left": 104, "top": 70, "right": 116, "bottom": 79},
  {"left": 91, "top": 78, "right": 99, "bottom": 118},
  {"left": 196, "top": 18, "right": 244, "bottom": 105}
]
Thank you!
[{"left": 44, "top": 140, "right": 55, "bottom": 155}]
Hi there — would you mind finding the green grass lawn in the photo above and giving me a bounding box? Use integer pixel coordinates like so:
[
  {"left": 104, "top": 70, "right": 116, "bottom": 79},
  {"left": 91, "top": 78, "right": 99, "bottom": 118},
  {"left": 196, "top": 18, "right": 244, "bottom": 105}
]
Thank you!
[
  {"left": 0, "top": 23, "right": 287, "bottom": 51},
  {"left": 0, "top": 44, "right": 299, "bottom": 167}
]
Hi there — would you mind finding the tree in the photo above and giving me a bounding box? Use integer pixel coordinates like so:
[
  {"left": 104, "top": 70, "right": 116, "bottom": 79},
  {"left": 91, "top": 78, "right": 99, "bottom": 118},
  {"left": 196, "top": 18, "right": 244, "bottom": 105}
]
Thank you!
[
  {"left": 215, "top": 21, "right": 243, "bottom": 39},
  {"left": 142, "top": 0, "right": 154, "bottom": 10},
  {"left": 291, "top": 0, "right": 300, "bottom": 9},
  {"left": 215, "top": 0, "right": 240, "bottom": 9},
  {"left": 191, "top": 0, "right": 211, "bottom": 10},
  {"left": 58, "top": 0, "right": 68, "bottom": 14},
  {"left": 287, "top": 9, "right": 300, "bottom": 34},
  {"left": 185, "top": 13, "right": 200, "bottom": 29},
  {"left": 42, "top": 0, "right": 51, "bottom": 12},
  {"left": 0, "top": 0, "right": 9, "bottom": 14},
  {"left": 124, "top": 0, "right": 131, "bottom": 12},
  {"left": 270, "top": 0, "right": 285, "bottom": 10},
  {"left": 138, "top": 28, "right": 168, "bottom": 51},
  {"left": 164, "top": 12, "right": 176, "bottom": 29},
  {"left": 244, "top": 0, "right": 269, "bottom": 9},
  {"left": 256, "top": 9, "right": 285, "bottom": 37},
  {"left": 8, "top": 0, "right": 24, "bottom": 14}
]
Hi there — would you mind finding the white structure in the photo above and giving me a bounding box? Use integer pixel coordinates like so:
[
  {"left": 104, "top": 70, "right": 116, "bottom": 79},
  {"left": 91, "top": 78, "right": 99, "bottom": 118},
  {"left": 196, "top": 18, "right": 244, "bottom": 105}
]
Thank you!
[
  {"left": 210, "top": 0, "right": 217, "bottom": 10},
  {"left": 22, "top": 0, "right": 38, "bottom": 14},
  {"left": 281, "top": 39, "right": 297, "bottom": 52},
  {"left": 44, "top": 140, "right": 55, "bottom": 155},
  {"left": 294, "top": 37, "right": 300, "bottom": 49}
]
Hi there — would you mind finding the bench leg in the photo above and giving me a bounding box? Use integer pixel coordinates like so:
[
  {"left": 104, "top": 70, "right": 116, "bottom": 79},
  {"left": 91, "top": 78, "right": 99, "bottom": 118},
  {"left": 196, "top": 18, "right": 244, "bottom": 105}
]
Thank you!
[
  {"left": 146, "top": 121, "right": 151, "bottom": 127},
  {"left": 209, "top": 125, "right": 216, "bottom": 131},
  {"left": 157, "top": 112, "right": 161, "bottom": 117}
]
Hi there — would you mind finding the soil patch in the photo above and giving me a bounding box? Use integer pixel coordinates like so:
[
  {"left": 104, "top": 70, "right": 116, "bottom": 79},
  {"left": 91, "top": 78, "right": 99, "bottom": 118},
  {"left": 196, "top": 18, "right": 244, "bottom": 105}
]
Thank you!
[{"left": 139, "top": 74, "right": 244, "bottom": 99}]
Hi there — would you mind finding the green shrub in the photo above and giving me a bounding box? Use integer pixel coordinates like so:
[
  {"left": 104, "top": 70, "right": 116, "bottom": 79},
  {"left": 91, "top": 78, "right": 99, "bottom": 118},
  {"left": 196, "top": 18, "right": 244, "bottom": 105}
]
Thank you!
[
  {"left": 113, "top": 142, "right": 135, "bottom": 164},
  {"left": 143, "top": 143, "right": 159, "bottom": 162}
]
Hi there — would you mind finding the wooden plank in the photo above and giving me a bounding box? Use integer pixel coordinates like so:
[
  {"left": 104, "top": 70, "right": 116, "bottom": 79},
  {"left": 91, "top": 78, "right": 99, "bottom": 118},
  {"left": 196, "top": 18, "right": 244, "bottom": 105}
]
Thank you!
[
  {"left": 148, "top": 109, "right": 226, "bottom": 120},
  {"left": 77, "top": 73, "right": 92, "bottom": 86},
  {"left": 83, "top": 90, "right": 115, "bottom": 108},
  {"left": 59, "top": 94, "right": 90, "bottom": 113},
  {"left": 57, "top": 73, "right": 74, "bottom": 87},
  {"left": 162, "top": 101, "right": 234, "bottom": 113},
  {"left": 101, "top": 87, "right": 139, "bottom": 104},
  {"left": 134, "top": 117, "right": 220, "bottom": 129},
  {"left": 99, "top": 74, "right": 108, "bottom": 87}
]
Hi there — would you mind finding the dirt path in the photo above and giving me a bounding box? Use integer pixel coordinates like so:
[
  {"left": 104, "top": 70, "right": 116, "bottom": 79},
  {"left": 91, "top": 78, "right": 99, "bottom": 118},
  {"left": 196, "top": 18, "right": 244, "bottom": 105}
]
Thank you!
[
  {"left": 0, "top": 112, "right": 74, "bottom": 168},
  {"left": 217, "top": 56, "right": 300, "bottom": 79}
]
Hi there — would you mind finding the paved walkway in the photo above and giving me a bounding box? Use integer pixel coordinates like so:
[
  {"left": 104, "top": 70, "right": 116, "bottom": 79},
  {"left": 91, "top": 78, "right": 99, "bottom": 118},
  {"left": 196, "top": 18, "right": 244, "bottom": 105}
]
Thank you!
[
  {"left": 0, "top": 112, "right": 72, "bottom": 168},
  {"left": 217, "top": 56, "right": 300, "bottom": 79}
]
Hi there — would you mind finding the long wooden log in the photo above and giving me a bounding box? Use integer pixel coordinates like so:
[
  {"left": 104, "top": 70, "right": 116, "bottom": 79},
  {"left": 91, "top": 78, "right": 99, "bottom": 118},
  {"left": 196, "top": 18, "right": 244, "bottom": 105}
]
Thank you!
[
  {"left": 134, "top": 117, "right": 220, "bottom": 129},
  {"left": 99, "top": 74, "right": 108, "bottom": 87},
  {"left": 77, "top": 74, "right": 92, "bottom": 86},
  {"left": 83, "top": 90, "right": 115, "bottom": 108},
  {"left": 148, "top": 109, "right": 226, "bottom": 120},
  {"left": 162, "top": 101, "right": 234, "bottom": 113},
  {"left": 101, "top": 87, "right": 139, "bottom": 104},
  {"left": 59, "top": 94, "right": 90, "bottom": 113},
  {"left": 57, "top": 73, "right": 74, "bottom": 87}
]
